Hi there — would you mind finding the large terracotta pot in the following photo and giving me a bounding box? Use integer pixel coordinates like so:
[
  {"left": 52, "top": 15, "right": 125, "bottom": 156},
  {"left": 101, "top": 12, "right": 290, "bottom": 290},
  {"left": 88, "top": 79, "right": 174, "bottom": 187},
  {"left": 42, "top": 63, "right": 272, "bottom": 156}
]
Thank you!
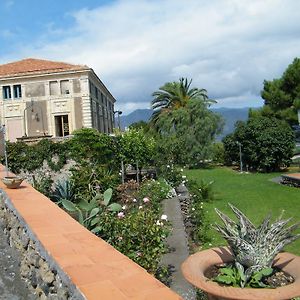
[{"left": 181, "top": 247, "right": 300, "bottom": 300}]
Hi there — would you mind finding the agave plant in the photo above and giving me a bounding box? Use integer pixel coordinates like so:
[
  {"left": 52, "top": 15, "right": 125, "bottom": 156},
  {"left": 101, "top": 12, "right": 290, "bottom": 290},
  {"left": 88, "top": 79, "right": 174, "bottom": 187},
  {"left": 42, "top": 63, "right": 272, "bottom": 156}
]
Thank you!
[{"left": 214, "top": 204, "right": 300, "bottom": 287}]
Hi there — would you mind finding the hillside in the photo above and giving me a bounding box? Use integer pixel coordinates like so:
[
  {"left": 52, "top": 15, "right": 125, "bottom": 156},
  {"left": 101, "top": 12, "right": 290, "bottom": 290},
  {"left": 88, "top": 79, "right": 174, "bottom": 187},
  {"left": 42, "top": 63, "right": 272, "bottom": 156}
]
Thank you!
[{"left": 120, "top": 107, "right": 251, "bottom": 138}]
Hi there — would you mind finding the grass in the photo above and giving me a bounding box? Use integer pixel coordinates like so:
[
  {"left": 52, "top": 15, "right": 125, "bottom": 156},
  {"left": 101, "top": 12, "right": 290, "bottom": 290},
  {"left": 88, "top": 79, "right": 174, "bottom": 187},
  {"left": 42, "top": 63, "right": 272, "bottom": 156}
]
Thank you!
[{"left": 186, "top": 167, "right": 300, "bottom": 255}]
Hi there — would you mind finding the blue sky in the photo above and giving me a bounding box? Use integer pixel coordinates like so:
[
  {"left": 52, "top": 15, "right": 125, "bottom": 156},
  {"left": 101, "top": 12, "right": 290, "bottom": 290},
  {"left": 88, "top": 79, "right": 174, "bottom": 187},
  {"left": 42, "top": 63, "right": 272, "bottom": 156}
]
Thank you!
[{"left": 1, "top": 0, "right": 300, "bottom": 114}]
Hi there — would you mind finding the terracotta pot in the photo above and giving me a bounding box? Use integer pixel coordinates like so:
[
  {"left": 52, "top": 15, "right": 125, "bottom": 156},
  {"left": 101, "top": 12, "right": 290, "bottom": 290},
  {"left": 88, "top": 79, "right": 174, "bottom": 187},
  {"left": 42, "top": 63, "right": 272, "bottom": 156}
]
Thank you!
[
  {"left": 1, "top": 176, "right": 24, "bottom": 189},
  {"left": 181, "top": 247, "right": 300, "bottom": 300}
]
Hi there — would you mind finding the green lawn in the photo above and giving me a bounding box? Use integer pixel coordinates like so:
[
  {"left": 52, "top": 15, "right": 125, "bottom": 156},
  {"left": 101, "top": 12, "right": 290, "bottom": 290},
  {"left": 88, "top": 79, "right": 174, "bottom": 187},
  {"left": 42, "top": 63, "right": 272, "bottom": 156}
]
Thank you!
[{"left": 186, "top": 167, "right": 300, "bottom": 255}]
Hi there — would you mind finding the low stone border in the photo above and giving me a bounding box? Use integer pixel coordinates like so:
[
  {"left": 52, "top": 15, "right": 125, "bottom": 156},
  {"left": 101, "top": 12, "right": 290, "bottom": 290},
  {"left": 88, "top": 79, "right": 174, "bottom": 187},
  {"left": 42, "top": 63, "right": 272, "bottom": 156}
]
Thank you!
[{"left": 0, "top": 189, "right": 84, "bottom": 300}]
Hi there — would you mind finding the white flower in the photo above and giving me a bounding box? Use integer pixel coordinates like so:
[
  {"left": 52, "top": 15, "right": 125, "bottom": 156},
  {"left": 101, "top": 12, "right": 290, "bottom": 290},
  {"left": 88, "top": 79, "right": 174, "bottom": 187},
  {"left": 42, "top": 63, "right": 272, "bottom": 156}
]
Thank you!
[
  {"left": 117, "top": 212, "right": 125, "bottom": 219},
  {"left": 167, "top": 165, "right": 170, "bottom": 168},
  {"left": 138, "top": 205, "right": 143, "bottom": 209},
  {"left": 192, "top": 208, "right": 195, "bottom": 211},
  {"left": 156, "top": 220, "right": 161, "bottom": 226},
  {"left": 122, "top": 205, "right": 127, "bottom": 210},
  {"left": 180, "top": 168, "right": 183, "bottom": 172},
  {"left": 161, "top": 214, "right": 168, "bottom": 221},
  {"left": 143, "top": 197, "right": 150, "bottom": 203},
  {"left": 132, "top": 198, "right": 137, "bottom": 202},
  {"left": 182, "top": 175, "right": 186, "bottom": 179}
]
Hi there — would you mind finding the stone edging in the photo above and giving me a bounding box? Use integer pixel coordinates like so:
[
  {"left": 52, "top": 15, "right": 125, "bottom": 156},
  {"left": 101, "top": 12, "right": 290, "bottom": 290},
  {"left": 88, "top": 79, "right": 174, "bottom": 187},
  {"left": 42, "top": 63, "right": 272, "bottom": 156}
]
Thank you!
[{"left": 0, "top": 189, "right": 85, "bottom": 300}]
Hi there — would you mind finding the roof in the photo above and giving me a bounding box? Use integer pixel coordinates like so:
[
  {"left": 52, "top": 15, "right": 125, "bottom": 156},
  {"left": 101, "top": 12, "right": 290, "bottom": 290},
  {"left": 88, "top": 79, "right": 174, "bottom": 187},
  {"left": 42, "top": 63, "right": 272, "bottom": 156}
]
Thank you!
[{"left": 0, "top": 58, "right": 89, "bottom": 78}]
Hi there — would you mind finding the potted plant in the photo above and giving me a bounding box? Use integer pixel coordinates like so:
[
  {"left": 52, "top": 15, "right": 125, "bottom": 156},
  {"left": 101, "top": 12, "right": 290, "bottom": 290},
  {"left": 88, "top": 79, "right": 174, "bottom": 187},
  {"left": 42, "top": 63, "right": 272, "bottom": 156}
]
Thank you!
[{"left": 181, "top": 204, "right": 300, "bottom": 300}]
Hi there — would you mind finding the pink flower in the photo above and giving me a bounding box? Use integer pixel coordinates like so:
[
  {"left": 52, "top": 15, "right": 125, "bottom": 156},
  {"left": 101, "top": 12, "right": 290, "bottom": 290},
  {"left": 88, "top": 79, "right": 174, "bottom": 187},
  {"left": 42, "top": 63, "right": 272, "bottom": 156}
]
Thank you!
[
  {"left": 117, "top": 212, "right": 125, "bottom": 219},
  {"left": 143, "top": 197, "right": 150, "bottom": 203}
]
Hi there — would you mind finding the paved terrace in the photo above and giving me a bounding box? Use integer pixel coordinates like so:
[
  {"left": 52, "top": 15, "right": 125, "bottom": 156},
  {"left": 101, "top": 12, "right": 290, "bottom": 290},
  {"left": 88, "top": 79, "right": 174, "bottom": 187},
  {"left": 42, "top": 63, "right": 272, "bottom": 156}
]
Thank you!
[{"left": 0, "top": 166, "right": 182, "bottom": 300}]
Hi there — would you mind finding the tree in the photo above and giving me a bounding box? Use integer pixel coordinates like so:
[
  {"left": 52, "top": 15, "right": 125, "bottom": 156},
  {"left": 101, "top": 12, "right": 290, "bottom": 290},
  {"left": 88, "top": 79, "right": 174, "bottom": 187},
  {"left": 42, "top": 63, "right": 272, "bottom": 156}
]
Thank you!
[
  {"left": 154, "top": 99, "right": 223, "bottom": 166},
  {"left": 150, "top": 78, "right": 215, "bottom": 126},
  {"left": 260, "top": 57, "right": 300, "bottom": 125},
  {"left": 223, "top": 117, "right": 294, "bottom": 172}
]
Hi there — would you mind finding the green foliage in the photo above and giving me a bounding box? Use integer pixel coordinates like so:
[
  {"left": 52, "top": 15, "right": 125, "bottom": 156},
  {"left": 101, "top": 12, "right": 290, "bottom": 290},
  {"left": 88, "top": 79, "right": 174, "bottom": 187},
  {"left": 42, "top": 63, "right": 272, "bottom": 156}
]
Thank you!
[
  {"left": 129, "top": 120, "right": 150, "bottom": 133},
  {"left": 187, "top": 179, "right": 215, "bottom": 203},
  {"left": 151, "top": 77, "right": 215, "bottom": 125},
  {"left": 93, "top": 207, "right": 169, "bottom": 274},
  {"left": 214, "top": 265, "right": 273, "bottom": 288},
  {"left": 211, "top": 142, "right": 225, "bottom": 164},
  {"left": 153, "top": 99, "right": 223, "bottom": 165},
  {"left": 70, "top": 161, "right": 120, "bottom": 197},
  {"left": 52, "top": 179, "right": 75, "bottom": 203},
  {"left": 5, "top": 139, "right": 68, "bottom": 173},
  {"left": 32, "top": 173, "right": 54, "bottom": 198},
  {"left": 159, "top": 164, "right": 183, "bottom": 188},
  {"left": 223, "top": 116, "right": 294, "bottom": 172},
  {"left": 214, "top": 203, "right": 300, "bottom": 286},
  {"left": 68, "top": 128, "right": 118, "bottom": 167},
  {"left": 61, "top": 188, "right": 122, "bottom": 230},
  {"left": 117, "top": 129, "right": 156, "bottom": 167},
  {"left": 187, "top": 179, "right": 215, "bottom": 246},
  {"left": 260, "top": 57, "right": 300, "bottom": 125}
]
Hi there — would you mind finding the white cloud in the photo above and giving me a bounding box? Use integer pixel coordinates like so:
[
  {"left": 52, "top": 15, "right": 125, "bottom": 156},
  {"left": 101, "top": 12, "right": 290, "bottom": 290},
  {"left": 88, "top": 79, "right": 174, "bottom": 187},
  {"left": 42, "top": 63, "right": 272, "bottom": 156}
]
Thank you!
[{"left": 6, "top": 0, "right": 300, "bottom": 114}]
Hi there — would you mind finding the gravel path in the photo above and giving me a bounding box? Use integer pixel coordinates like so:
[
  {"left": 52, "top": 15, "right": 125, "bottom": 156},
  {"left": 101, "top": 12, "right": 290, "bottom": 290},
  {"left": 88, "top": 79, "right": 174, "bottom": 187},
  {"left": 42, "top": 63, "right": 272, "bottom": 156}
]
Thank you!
[{"left": 0, "top": 228, "right": 35, "bottom": 300}]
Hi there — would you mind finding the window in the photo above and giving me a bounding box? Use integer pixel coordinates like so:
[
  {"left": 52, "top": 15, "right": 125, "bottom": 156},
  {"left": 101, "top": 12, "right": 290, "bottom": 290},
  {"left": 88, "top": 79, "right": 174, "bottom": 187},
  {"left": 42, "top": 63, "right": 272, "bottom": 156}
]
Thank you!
[
  {"left": 13, "top": 85, "right": 22, "bottom": 98},
  {"left": 60, "top": 80, "right": 70, "bottom": 95},
  {"left": 3, "top": 86, "right": 11, "bottom": 99},
  {"left": 50, "top": 81, "right": 59, "bottom": 95}
]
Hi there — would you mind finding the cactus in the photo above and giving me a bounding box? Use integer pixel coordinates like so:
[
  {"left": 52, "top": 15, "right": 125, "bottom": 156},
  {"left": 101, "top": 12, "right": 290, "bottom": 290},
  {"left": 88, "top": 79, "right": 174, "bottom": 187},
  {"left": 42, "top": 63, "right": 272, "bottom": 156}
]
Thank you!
[{"left": 214, "top": 204, "right": 300, "bottom": 286}]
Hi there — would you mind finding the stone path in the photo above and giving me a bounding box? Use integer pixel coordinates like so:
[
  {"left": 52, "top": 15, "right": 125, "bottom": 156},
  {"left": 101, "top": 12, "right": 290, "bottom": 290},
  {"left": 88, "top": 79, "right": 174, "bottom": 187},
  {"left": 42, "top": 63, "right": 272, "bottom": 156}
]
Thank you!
[
  {"left": 161, "top": 185, "right": 196, "bottom": 300},
  {"left": 0, "top": 228, "right": 35, "bottom": 300}
]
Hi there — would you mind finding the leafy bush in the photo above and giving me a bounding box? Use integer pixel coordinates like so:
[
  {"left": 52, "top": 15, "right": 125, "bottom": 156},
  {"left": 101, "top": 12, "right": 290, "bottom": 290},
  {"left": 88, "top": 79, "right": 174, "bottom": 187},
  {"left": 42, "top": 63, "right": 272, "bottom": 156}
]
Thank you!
[
  {"left": 68, "top": 128, "right": 118, "bottom": 168},
  {"left": 93, "top": 207, "right": 169, "bottom": 274},
  {"left": 223, "top": 116, "right": 294, "bottom": 172},
  {"left": 117, "top": 129, "right": 156, "bottom": 168},
  {"left": 70, "top": 161, "right": 120, "bottom": 198},
  {"left": 32, "top": 172, "right": 54, "bottom": 198},
  {"left": 186, "top": 179, "right": 215, "bottom": 203},
  {"left": 159, "top": 164, "right": 183, "bottom": 188}
]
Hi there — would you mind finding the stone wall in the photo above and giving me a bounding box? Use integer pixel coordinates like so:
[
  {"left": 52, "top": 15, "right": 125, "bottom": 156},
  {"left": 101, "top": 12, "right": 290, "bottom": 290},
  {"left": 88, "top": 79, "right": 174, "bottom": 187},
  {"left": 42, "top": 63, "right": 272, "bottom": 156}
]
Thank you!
[{"left": 0, "top": 190, "right": 84, "bottom": 300}]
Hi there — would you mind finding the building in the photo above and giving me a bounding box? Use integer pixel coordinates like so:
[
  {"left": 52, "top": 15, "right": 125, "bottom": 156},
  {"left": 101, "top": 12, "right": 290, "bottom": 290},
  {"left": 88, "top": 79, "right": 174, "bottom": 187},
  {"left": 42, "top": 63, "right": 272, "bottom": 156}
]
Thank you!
[{"left": 0, "top": 58, "right": 116, "bottom": 141}]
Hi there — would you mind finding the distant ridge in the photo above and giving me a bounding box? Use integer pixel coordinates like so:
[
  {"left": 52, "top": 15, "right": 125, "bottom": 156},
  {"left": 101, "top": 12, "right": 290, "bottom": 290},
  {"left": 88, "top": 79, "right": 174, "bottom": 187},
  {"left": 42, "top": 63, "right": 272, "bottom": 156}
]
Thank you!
[{"left": 120, "top": 107, "right": 252, "bottom": 138}]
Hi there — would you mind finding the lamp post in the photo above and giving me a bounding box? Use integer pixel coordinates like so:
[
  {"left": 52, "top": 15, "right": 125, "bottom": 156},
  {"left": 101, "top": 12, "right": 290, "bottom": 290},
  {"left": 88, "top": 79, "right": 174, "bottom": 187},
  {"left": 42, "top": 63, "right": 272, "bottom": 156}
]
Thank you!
[
  {"left": 113, "top": 110, "right": 122, "bottom": 130},
  {"left": 237, "top": 141, "right": 243, "bottom": 173}
]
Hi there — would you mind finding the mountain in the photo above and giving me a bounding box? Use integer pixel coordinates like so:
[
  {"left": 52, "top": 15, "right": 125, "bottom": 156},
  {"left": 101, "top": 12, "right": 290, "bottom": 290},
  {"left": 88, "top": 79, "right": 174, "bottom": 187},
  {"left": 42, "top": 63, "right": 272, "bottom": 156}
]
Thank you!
[
  {"left": 120, "top": 109, "right": 153, "bottom": 129},
  {"left": 120, "top": 107, "right": 251, "bottom": 138}
]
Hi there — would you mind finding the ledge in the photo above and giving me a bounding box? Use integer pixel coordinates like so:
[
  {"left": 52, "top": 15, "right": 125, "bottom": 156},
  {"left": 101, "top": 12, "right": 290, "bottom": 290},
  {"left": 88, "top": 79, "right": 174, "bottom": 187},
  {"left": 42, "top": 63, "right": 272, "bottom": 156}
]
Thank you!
[{"left": 0, "top": 166, "right": 181, "bottom": 300}]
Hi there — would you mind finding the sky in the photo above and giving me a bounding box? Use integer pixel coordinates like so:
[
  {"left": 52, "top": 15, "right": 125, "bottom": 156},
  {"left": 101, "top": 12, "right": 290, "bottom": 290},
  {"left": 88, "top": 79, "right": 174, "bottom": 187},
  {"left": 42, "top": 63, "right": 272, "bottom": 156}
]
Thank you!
[{"left": 1, "top": 0, "right": 300, "bottom": 115}]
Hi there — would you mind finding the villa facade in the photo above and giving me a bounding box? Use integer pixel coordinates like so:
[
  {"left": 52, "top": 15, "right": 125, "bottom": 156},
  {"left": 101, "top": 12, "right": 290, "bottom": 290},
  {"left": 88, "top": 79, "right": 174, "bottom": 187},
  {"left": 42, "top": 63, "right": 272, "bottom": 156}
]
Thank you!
[{"left": 0, "top": 58, "right": 116, "bottom": 141}]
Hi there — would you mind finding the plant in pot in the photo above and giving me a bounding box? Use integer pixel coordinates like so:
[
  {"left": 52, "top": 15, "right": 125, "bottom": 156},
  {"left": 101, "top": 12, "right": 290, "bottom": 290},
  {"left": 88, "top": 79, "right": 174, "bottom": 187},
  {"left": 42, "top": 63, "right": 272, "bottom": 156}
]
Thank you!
[{"left": 181, "top": 203, "right": 300, "bottom": 300}]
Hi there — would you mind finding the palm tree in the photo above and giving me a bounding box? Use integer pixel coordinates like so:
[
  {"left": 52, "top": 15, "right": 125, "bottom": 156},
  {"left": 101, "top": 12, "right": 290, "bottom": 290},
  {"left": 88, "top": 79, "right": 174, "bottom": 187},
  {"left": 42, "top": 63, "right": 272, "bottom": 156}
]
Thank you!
[{"left": 150, "top": 78, "right": 215, "bottom": 126}]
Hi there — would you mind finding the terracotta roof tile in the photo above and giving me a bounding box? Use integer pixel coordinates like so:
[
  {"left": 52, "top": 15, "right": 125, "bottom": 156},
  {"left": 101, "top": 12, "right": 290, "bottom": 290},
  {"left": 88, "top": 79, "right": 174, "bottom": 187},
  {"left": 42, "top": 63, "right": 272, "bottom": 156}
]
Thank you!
[{"left": 0, "top": 58, "right": 89, "bottom": 78}]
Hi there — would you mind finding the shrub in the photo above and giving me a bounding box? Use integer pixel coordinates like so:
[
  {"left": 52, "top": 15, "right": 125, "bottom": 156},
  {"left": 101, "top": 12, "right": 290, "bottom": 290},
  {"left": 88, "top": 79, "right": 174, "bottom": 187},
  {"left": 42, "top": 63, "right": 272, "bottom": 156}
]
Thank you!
[
  {"left": 70, "top": 161, "right": 120, "bottom": 199},
  {"left": 93, "top": 208, "right": 169, "bottom": 274},
  {"left": 223, "top": 117, "right": 294, "bottom": 172}
]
